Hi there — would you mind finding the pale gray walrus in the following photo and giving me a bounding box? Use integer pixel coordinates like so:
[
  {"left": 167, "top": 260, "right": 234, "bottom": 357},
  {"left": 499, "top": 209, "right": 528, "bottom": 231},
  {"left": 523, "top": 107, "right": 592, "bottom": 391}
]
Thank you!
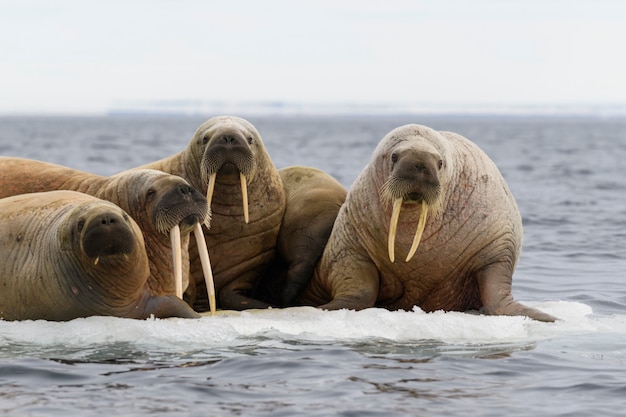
[
  {"left": 0, "top": 157, "right": 209, "bottom": 298},
  {"left": 0, "top": 191, "right": 199, "bottom": 320},
  {"left": 137, "top": 116, "right": 285, "bottom": 311},
  {"left": 298, "top": 124, "right": 556, "bottom": 322},
  {"left": 256, "top": 165, "right": 347, "bottom": 306}
]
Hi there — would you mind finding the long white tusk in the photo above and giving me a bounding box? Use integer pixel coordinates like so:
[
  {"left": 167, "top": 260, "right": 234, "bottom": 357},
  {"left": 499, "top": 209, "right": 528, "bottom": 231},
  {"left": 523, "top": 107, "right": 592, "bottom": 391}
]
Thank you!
[
  {"left": 388, "top": 197, "right": 402, "bottom": 263},
  {"left": 405, "top": 201, "right": 428, "bottom": 262},
  {"left": 206, "top": 172, "right": 217, "bottom": 210},
  {"left": 170, "top": 224, "right": 183, "bottom": 299},
  {"left": 194, "top": 222, "right": 216, "bottom": 314},
  {"left": 240, "top": 172, "right": 249, "bottom": 224}
]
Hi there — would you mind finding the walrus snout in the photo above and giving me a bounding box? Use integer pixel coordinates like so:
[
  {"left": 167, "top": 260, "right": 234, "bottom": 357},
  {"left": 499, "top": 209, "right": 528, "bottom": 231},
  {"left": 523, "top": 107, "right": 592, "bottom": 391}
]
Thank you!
[
  {"left": 152, "top": 180, "right": 209, "bottom": 235},
  {"left": 382, "top": 150, "right": 442, "bottom": 207},
  {"left": 202, "top": 134, "right": 255, "bottom": 180},
  {"left": 154, "top": 200, "right": 209, "bottom": 235},
  {"left": 173, "top": 183, "right": 209, "bottom": 215},
  {"left": 397, "top": 152, "right": 440, "bottom": 187},
  {"left": 81, "top": 211, "right": 136, "bottom": 260}
]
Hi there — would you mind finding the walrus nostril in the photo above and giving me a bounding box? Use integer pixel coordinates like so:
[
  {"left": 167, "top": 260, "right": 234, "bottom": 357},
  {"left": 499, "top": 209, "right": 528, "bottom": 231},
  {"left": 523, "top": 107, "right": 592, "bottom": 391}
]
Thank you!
[
  {"left": 415, "top": 164, "right": 428, "bottom": 174},
  {"left": 101, "top": 216, "right": 117, "bottom": 225},
  {"left": 217, "top": 133, "right": 248, "bottom": 147},
  {"left": 185, "top": 185, "right": 199, "bottom": 195}
]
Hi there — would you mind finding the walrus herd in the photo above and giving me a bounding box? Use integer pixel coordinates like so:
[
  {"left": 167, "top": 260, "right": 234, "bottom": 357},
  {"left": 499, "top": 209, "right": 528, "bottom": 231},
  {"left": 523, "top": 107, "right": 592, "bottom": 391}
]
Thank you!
[{"left": 0, "top": 116, "right": 556, "bottom": 322}]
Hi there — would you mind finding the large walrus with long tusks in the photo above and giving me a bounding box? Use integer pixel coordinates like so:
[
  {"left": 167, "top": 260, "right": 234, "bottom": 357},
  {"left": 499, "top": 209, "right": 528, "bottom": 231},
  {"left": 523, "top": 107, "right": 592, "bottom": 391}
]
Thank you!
[
  {"left": 298, "top": 124, "right": 556, "bottom": 322},
  {"left": 256, "top": 165, "right": 347, "bottom": 307},
  {"left": 0, "top": 157, "right": 209, "bottom": 298},
  {"left": 137, "top": 115, "right": 285, "bottom": 311},
  {"left": 0, "top": 191, "right": 200, "bottom": 320}
]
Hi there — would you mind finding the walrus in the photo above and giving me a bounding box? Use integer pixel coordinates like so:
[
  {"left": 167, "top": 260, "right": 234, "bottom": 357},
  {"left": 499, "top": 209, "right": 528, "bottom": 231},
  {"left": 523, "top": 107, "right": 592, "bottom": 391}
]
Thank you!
[
  {"left": 298, "top": 124, "right": 556, "bottom": 322},
  {"left": 137, "top": 115, "right": 285, "bottom": 311},
  {"left": 255, "top": 165, "right": 347, "bottom": 306},
  {"left": 0, "top": 190, "right": 200, "bottom": 320},
  {"left": 0, "top": 157, "right": 210, "bottom": 299}
]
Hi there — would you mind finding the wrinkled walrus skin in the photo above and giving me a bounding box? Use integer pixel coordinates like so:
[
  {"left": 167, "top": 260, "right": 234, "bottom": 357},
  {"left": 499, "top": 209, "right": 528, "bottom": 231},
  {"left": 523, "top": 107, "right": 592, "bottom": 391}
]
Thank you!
[
  {"left": 298, "top": 124, "right": 556, "bottom": 322},
  {"left": 137, "top": 116, "right": 285, "bottom": 311},
  {"left": 0, "top": 157, "right": 208, "bottom": 297},
  {"left": 0, "top": 191, "right": 199, "bottom": 321}
]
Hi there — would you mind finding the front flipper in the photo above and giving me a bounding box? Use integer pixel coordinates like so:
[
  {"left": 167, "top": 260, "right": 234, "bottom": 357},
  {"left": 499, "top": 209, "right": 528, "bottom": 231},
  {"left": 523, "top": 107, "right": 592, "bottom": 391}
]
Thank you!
[
  {"left": 281, "top": 260, "right": 316, "bottom": 306},
  {"left": 476, "top": 265, "right": 556, "bottom": 322},
  {"left": 220, "top": 271, "right": 271, "bottom": 310},
  {"left": 316, "top": 258, "right": 380, "bottom": 311},
  {"left": 140, "top": 295, "right": 201, "bottom": 319}
]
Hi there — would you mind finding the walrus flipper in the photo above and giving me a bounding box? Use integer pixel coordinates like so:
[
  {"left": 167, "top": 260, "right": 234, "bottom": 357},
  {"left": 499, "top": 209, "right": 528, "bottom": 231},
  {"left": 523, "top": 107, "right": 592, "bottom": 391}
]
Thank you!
[
  {"left": 476, "top": 265, "right": 556, "bottom": 323},
  {"left": 315, "top": 258, "right": 380, "bottom": 311},
  {"left": 281, "top": 259, "right": 317, "bottom": 306},
  {"left": 220, "top": 271, "right": 272, "bottom": 310},
  {"left": 141, "top": 295, "right": 201, "bottom": 319}
]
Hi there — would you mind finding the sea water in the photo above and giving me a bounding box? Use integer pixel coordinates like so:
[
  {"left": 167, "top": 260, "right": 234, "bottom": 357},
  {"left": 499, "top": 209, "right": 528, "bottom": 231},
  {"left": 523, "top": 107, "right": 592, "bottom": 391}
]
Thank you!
[{"left": 0, "top": 114, "right": 625, "bottom": 417}]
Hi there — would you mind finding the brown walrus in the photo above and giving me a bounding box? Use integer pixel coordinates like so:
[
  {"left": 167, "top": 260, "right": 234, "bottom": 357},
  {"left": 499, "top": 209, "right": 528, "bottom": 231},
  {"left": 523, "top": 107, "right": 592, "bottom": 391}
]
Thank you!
[
  {"left": 137, "top": 115, "right": 285, "bottom": 311},
  {"left": 0, "top": 157, "right": 209, "bottom": 298},
  {"left": 256, "top": 165, "right": 347, "bottom": 306},
  {"left": 0, "top": 190, "right": 200, "bottom": 320},
  {"left": 298, "top": 124, "right": 556, "bottom": 322}
]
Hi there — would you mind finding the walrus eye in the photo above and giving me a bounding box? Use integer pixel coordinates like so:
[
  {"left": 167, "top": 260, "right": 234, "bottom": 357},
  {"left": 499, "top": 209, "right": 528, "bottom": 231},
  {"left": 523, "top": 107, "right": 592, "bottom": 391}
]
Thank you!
[
  {"left": 391, "top": 152, "right": 398, "bottom": 163},
  {"left": 247, "top": 136, "right": 253, "bottom": 145},
  {"left": 146, "top": 189, "right": 156, "bottom": 201},
  {"left": 438, "top": 159, "right": 443, "bottom": 170},
  {"left": 203, "top": 136, "right": 209, "bottom": 145},
  {"left": 77, "top": 219, "right": 85, "bottom": 233}
]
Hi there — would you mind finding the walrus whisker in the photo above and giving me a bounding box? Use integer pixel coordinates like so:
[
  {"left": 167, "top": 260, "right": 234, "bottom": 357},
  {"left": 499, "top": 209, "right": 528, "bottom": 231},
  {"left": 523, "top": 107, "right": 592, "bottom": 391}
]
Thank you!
[
  {"left": 240, "top": 172, "right": 249, "bottom": 223},
  {"left": 193, "top": 222, "right": 216, "bottom": 314},
  {"left": 405, "top": 201, "right": 428, "bottom": 262},
  {"left": 388, "top": 197, "right": 402, "bottom": 262},
  {"left": 379, "top": 177, "right": 398, "bottom": 208},
  {"left": 206, "top": 172, "right": 217, "bottom": 212},
  {"left": 170, "top": 224, "right": 183, "bottom": 299}
]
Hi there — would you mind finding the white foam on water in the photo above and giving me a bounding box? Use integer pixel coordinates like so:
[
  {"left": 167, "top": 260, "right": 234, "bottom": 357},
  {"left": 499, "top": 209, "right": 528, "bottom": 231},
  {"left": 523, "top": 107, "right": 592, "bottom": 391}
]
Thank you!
[{"left": 0, "top": 301, "right": 622, "bottom": 354}]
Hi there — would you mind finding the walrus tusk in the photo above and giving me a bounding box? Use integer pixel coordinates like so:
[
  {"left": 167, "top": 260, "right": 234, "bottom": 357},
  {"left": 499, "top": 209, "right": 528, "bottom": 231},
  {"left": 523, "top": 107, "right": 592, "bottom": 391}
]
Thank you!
[
  {"left": 170, "top": 224, "right": 183, "bottom": 299},
  {"left": 193, "top": 222, "right": 216, "bottom": 314},
  {"left": 240, "top": 172, "right": 249, "bottom": 224},
  {"left": 206, "top": 173, "right": 217, "bottom": 211},
  {"left": 405, "top": 201, "right": 428, "bottom": 262},
  {"left": 94, "top": 257, "right": 99, "bottom": 265},
  {"left": 388, "top": 197, "right": 402, "bottom": 263}
]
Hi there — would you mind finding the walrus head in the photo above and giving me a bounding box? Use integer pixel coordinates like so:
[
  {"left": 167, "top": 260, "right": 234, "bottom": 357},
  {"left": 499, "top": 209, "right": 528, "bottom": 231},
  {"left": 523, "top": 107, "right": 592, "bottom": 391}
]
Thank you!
[
  {"left": 134, "top": 171, "right": 211, "bottom": 300},
  {"left": 377, "top": 125, "right": 451, "bottom": 263},
  {"left": 193, "top": 116, "right": 262, "bottom": 224},
  {"left": 105, "top": 169, "right": 210, "bottom": 239}
]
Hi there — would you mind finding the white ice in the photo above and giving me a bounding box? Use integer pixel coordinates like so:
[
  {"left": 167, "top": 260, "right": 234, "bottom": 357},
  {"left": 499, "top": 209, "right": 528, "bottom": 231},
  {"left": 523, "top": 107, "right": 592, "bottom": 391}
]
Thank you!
[{"left": 0, "top": 301, "right": 623, "bottom": 354}]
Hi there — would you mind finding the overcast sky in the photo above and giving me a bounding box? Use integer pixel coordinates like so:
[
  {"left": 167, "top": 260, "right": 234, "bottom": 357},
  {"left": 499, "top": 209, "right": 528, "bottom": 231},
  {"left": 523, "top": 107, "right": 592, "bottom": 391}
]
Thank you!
[{"left": 1, "top": 0, "right": 625, "bottom": 114}]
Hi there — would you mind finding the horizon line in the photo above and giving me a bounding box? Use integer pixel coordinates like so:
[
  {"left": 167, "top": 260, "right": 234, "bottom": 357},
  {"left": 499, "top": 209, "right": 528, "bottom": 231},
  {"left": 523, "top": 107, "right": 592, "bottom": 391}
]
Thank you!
[{"left": 2, "top": 100, "right": 626, "bottom": 118}]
